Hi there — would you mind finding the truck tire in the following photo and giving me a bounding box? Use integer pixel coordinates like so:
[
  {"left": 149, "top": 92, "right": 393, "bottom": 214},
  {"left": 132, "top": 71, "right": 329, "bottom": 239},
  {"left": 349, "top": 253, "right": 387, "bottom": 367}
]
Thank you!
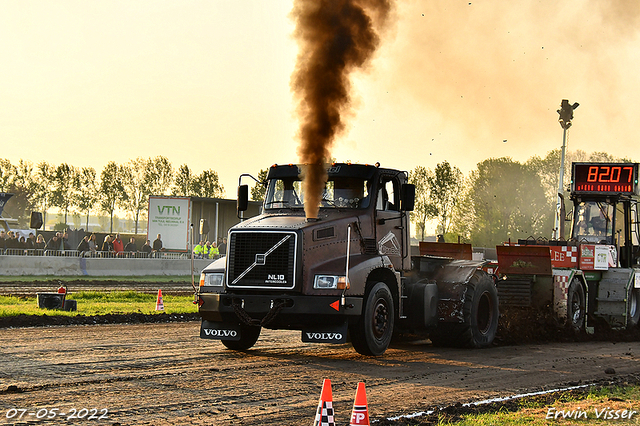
[
  {"left": 567, "top": 279, "right": 586, "bottom": 332},
  {"left": 628, "top": 287, "right": 640, "bottom": 328},
  {"left": 221, "top": 325, "right": 261, "bottom": 351},
  {"left": 350, "top": 282, "right": 395, "bottom": 356},
  {"left": 431, "top": 270, "right": 499, "bottom": 348}
]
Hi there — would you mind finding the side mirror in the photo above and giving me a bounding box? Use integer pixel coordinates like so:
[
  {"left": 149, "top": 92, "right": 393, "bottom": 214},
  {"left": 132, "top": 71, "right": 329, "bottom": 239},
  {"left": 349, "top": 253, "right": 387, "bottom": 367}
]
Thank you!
[
  {"left": 401, "top": 184, "right": 415, "bottom": 211},
  {"left": 237, "top": 185, "right": 249, "bottom": 212}
]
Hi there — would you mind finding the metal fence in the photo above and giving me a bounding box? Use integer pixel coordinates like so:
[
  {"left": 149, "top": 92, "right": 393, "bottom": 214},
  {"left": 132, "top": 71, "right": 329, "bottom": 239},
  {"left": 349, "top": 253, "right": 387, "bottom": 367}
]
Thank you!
[{"left": 0, "top": 248, "right": 221, "bottom": 260}]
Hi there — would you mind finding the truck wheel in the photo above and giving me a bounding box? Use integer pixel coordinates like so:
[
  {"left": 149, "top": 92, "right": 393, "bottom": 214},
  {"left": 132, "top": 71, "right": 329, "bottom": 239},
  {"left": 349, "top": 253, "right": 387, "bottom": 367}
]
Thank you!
[
  {"left": 221, "top": 325, "right": 261, "bottom": 351},
  {"left": 350, "top": 282, "right": 395, "bottom": 356},
  {"left": 627, "top": 287, "right": 640, "bottom": 328},
  {"left": 431, "top": 270, "right": 499, "bottom": 348},
  {"left": 567, "top": 279, "right": 586, "bottom": 332}
]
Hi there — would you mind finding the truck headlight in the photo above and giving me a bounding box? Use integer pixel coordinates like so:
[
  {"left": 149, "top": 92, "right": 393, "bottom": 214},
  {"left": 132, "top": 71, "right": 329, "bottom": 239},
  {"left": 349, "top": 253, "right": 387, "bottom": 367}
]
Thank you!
[
  {"left": 314, "top": 275, "right": 349, "bottom": 290},
  {"left": 200, "top": 272, "right": 224, "bottom": 287}
]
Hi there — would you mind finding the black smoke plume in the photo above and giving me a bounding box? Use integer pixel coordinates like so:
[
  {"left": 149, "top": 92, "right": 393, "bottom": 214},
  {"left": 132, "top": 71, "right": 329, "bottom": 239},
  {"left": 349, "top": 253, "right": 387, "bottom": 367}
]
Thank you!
[{"left": 291, "top": 0, "right": 392, "bottom": 218}]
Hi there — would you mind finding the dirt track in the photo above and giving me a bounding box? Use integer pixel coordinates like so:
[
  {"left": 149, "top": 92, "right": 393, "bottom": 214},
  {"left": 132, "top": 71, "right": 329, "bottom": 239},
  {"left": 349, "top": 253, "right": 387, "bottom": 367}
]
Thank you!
[{"left": 1, "top": 322, "right": 640, "bottom": 425}]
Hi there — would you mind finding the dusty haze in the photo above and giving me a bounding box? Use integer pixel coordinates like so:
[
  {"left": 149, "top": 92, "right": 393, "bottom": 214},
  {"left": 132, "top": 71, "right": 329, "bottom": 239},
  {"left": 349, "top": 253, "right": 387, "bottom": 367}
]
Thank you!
[
  {"left": 341, "top": 0, "right": 640, "bottom": 173},
  {"left": 1, "top": 1, "right": 639, "bottom": 200}
]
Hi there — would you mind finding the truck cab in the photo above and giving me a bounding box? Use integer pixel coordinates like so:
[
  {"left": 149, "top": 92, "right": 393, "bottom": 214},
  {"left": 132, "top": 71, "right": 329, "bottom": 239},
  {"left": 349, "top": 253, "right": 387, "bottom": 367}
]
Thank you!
[
  {"left": 197, "top": 163, "right": 499, "bottom": 356},
  {"left": 569, "top": 162, "right": 640, "bottom": 327}
]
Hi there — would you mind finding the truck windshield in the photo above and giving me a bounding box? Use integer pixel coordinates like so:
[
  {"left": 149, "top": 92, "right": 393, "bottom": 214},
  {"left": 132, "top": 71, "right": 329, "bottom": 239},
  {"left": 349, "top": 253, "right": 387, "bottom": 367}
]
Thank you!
[
  {"left": 572, "top": 201, "right": 614, "bottom": 244},
  {"left": 264, "top": 177, "right": 371, "bottom": 210}
]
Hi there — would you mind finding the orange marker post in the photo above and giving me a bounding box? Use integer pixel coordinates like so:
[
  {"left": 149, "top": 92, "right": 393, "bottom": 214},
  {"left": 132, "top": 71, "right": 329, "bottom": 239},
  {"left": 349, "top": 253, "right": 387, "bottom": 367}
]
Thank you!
[
  {"left": 155, "top": 289, "right": 164, "bottom": 311},
  {"left": 349, "top": 382, "right": 370, "bottom": 425}
]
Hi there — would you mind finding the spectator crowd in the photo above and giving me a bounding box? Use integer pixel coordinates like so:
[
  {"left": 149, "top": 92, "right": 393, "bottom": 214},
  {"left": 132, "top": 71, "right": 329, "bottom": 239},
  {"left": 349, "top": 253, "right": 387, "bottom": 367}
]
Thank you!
[
  {"left": 0, "top": 230, "right": 225, "bottom": 259},
  {"left": 192, "top": 237, "right": 227, "bottom": 259}
]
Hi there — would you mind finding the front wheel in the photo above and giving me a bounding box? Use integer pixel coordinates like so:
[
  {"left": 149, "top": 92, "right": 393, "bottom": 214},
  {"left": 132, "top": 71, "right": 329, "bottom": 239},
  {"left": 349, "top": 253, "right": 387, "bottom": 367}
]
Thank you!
[
  {"left": 221, "top": 325, "right": 261, "bottom": 351},
  {"left": 350, "top": 282, "right": 395, "bottom": 356},
  {"left": 567, "top": 279, "right": 586, "bottom": 332}
]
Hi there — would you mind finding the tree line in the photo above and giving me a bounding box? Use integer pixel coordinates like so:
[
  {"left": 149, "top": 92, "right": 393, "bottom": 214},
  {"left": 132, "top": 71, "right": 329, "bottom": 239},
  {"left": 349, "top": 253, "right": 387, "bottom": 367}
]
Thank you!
[
  {"left": 409, "top": 150, "right": 634, "bottom": 247},
  {"left": 246, "top": 151, "right": 633, "bottom": 247},
  {"left": 0, "top": 157, "right": 224, "bottom": 233},
  {"left": 2, "top": 150, "right": 633, "bottom": 243}
]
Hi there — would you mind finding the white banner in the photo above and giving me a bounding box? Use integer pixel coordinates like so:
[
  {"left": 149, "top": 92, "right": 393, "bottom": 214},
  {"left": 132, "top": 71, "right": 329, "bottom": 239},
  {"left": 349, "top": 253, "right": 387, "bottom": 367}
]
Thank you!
[
  {"left": 594, "top": 245, "right": 609, "bottom": 270},
  {"left": 147, "top": 196, "right": 191, "bottom": 251}
]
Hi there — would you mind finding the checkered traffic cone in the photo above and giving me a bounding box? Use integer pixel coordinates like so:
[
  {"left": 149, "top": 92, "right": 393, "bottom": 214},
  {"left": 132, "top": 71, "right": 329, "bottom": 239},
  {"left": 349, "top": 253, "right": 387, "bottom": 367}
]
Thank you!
[{"left": 313, "top": 379, "right": 335, "bottom": 426}]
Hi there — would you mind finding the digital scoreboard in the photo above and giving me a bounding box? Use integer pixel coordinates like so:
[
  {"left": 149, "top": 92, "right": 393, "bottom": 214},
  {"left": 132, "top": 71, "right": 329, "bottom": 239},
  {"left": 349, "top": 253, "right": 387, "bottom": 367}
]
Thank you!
[{"left": 571, "top": 163, "right": 639, "bottom": 195}]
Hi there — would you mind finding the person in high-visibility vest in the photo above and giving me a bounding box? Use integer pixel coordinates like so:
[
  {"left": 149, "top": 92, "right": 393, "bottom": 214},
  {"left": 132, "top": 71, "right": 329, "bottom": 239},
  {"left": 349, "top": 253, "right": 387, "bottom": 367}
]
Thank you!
[
  {"left": 203, "top": 241, "right": 210, "bottom": 259},
  {"left": 193, "top": 241, "right": 204, "bottom": 258},
  {"left": 209, "top": 242, "right": 220, "bottom": 259}
]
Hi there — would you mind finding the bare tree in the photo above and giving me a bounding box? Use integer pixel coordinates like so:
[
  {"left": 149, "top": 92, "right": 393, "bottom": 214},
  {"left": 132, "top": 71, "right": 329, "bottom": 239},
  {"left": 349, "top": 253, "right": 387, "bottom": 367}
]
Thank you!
[
  {"left": 429, "top": 161, "right": 464, "bottom": 238},
  {"left": 408, "top": 166, "right": 437, "bottom": 241},
  {"left": 0, "top": 159, "right": 40, "bottom": 226},
  {"left": 33, "top": 161, "right": 56, "bottom": 228},
  {"left": 99, "top": 161, "right": 127, "bottom": 233},
  {"left": 192, "top": 169, "right": 225, "bottom": 198},
  {"left": 51, "top": 163, "right": 79, "bottom": 226},
  {"left": 146, "top": 156, "right": 174, "bottom": 196},
  {"left": 12, "top": 160, "right": 40, "bottom": 226},
  {"left": 76, "top": 167, "right": 98, "bottom": 231},
  {"left": 121, "top": 157, "right": 152, "bottom": 234},
  {"left": 172, "top": 164, "right": 194, "bottom": 196},
  {"left": 0, "top": 158, "right": 15, "bottom": 192},
  {"left": 251, "top": 169, "right": 268, "bottom": 202},
  {"left": 466, "top": 157, "right": 549, "bottom": 247}
]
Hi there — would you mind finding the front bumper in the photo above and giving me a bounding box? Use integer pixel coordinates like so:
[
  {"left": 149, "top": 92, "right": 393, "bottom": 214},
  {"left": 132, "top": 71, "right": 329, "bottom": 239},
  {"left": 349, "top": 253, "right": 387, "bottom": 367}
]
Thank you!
[{"left": 198, "top": 292, "right": 363, "bottom": 329}]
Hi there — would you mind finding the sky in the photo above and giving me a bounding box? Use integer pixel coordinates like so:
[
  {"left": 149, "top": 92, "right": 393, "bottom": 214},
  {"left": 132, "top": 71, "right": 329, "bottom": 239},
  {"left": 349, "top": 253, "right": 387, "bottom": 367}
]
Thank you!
[{"left": 2, "top": 0, "right": 640, "bottom": 198}]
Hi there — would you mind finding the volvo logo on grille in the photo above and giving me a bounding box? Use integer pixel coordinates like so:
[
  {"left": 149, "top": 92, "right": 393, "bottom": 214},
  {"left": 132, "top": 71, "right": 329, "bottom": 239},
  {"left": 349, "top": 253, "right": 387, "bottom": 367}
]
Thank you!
[{"left": 232, "top": 235, "right": 292, "bottom": 285}]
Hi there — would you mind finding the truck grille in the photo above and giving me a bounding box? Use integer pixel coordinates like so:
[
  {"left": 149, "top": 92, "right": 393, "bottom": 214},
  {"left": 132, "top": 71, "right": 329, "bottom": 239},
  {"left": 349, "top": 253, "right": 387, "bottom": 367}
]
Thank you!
[{"left": 227, "top": 231, "right": 297, "bottom": 289}]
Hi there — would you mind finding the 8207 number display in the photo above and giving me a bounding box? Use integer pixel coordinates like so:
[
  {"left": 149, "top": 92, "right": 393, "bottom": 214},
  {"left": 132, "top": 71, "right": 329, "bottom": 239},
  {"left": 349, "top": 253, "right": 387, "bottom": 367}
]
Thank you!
[{"left": 572, "top": 163, "right": 638, "bottom": 195}]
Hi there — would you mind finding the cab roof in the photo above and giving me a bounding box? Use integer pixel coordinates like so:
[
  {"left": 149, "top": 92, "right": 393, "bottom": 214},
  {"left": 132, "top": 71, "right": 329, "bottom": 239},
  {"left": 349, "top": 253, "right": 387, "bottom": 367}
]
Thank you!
[{"left": 266, "top": 163, "right": 399, "bottom": 181}]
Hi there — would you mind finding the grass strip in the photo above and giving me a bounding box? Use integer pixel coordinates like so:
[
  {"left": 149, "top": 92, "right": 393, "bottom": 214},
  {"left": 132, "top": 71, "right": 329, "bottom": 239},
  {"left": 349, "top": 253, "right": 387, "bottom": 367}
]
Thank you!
[
  {"left": 0, "top": 291, "right": 197, "bottom": 317},
  {"left": 398, "top": 383, "right": 640, "bottom": 425}
]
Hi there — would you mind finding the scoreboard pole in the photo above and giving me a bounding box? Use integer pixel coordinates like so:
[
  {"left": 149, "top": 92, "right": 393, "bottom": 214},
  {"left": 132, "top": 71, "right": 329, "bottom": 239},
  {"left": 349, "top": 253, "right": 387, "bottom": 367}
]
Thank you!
[
  {"left": 553, "top": 126, "right": 568, "bottom": 240},
  {"left": 554, "top": 99, "right": 578, "bottom": 240}
]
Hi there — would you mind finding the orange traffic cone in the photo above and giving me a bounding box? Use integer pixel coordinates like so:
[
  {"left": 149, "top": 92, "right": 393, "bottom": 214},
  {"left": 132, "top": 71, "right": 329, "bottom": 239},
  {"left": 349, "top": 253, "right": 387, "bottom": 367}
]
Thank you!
[
  {"left": 313, "top": 379, "right": 335, "bottom": 426},
  {"left": 155, "top": 289, "right": 164, "bottom": 311},
  {"left": 349, "top": 382, "right": 370, "bottom": 425}
]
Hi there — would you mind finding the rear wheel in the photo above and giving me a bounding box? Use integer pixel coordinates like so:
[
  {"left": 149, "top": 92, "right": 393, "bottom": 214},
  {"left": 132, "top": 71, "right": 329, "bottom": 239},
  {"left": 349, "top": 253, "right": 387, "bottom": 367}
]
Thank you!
[
  {"left": 628, "top": 287, "right": 640, "bottom": 328},
  {"left": 350, "top": 282, "right": 395, "bottom": 356},
  {"left": 567, "top": 279, "right": 586, "bottom": 332},
  {"left": 431, "top": 270, "right": 499, "bottom": 348},
  {"left": 221, "top": 325, "right": 261, "bottom": 351}
]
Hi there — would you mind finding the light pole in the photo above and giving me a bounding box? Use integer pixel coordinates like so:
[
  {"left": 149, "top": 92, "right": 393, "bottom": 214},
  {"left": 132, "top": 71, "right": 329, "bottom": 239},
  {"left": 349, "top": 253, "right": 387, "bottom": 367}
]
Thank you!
[{"left": 553, "top": 99, "right": 579, "bottom": 240}]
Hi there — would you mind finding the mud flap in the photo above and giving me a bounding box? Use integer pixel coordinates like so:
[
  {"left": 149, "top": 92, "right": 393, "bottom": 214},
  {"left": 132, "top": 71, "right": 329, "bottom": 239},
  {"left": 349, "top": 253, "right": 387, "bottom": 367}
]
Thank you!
[
  {"left": 200, "top": 320, "right": 241, "bottom": 341},
  {"left": 302, "top": 322, "right": 348, "bottom": 344}
]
